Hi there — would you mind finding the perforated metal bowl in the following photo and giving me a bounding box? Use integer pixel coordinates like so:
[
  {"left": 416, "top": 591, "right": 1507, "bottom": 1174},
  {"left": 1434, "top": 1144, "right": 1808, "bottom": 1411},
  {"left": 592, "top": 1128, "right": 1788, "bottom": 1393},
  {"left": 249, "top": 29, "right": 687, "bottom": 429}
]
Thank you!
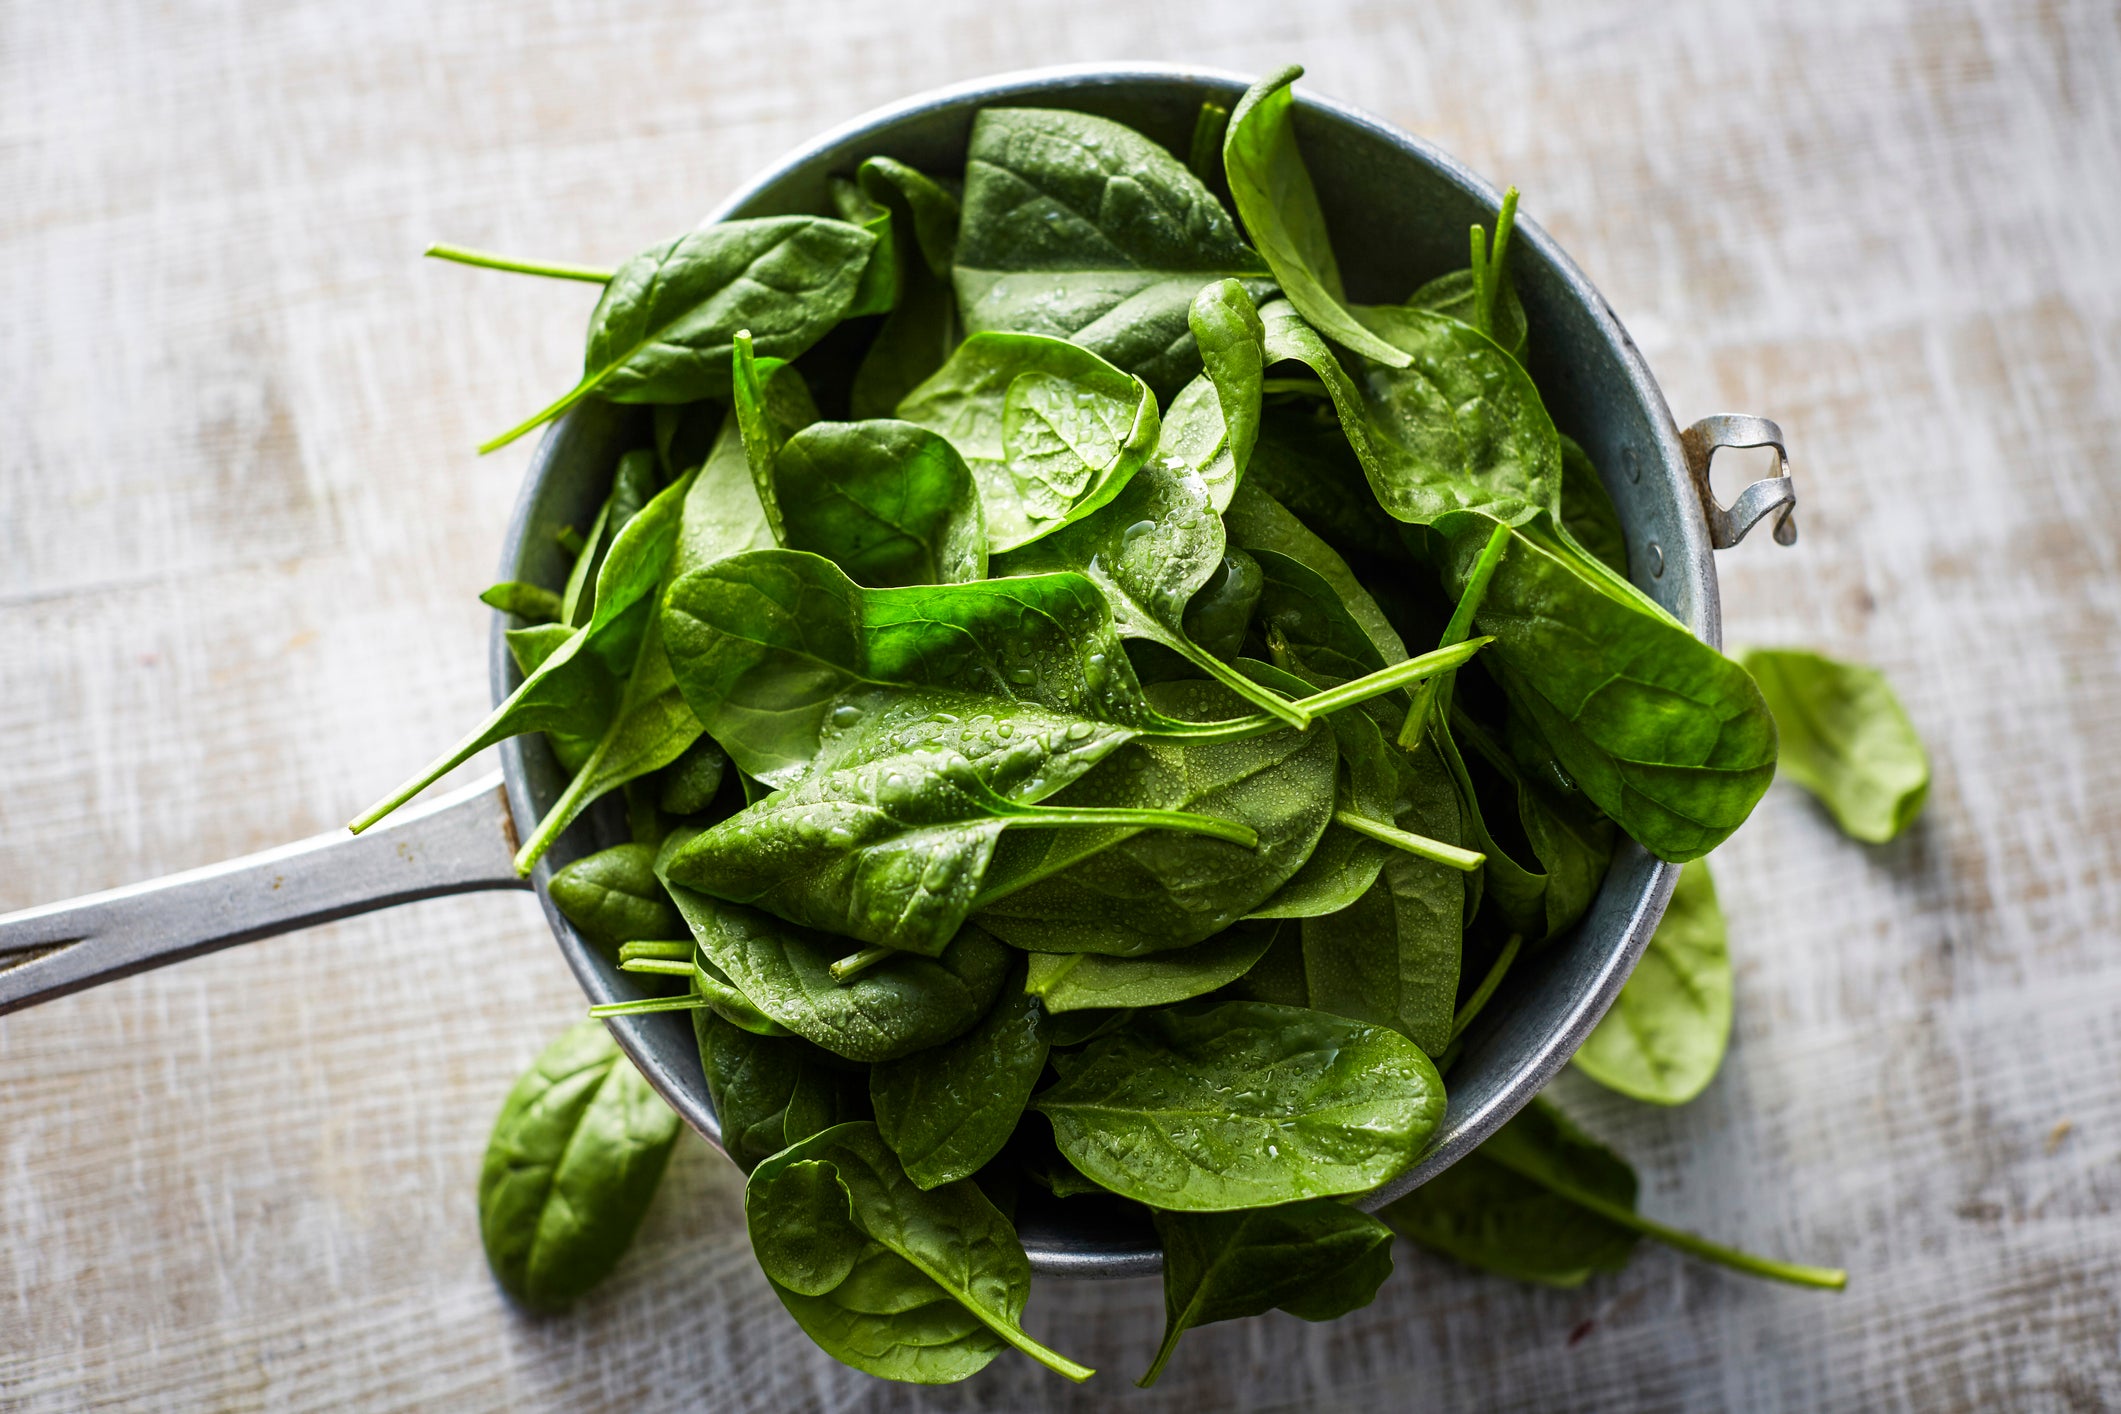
[{"left": 0, "top": 63, "right": 1794, "bottom": 1281}]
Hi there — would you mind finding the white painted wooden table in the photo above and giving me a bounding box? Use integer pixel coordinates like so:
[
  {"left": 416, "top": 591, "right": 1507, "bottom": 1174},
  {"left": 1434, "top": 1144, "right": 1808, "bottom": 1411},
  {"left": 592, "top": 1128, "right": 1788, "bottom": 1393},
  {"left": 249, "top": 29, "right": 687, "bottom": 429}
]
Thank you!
[{"left": 4, "top": 2, "right": 2118, "bottom": 1409}]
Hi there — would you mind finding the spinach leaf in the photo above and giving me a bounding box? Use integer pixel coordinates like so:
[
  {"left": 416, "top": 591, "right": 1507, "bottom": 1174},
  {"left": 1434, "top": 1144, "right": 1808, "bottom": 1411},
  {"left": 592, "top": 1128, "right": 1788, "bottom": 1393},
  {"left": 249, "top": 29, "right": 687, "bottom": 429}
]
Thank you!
[
  {"left": 1434, "top": 515, "right": 1777, "bottom": 861},
  {"left": 695, "top": 1009, "right": 866, "bottom": 1171},
  {"left": 657, "top": 733, "right": 729, "bottom": 816},
  {"left": 1033, "top": 1000, "right": 1444, "bottom": 1209},
  {"left": 850, "top": 157, "right": 965, "bottom": 418},
  {"left": 1141, "top": 1199, "right": 1394, "bottom": 1387},
  {"left": 974, "top": 681, "right": 1339, "bottom": 955},
  {"left": 1383, "top": 1097, "right": 1845, "bottom": 1289},
  {"left": 747, "top": 1122, "right": 1093, "bottom": 1382},
  {"left": 1249, "top": 546, "right": 1389, "bottom": 684},
  {"left": 1222, "top": 67, "right": 1410, "bottom": 370},
  {"left": 662, "top": 877, "right": 1009, "bottom": 1062},
  {"left": 1573, "top": 858, "right": 1731, "bottom": 1104},
  {"left": 953, "top": 107, "right": 1272, "bottom": 396},
  {"left": 661, "top": 549, "right": 1155, "bottom": 786},
  {"left": 478, "top": 1020, "right": 680, "bottom": 1311},
  {"left": 1180, "top": 549, "right": 1264, "bottom": 662},
  {"left": 482, "top": 216, "right": 881, "bottom": 451},
  {"left": 659, "top": 688, "right": 1249, "bottom": 957},
  {"left": 1188, "top": 276, "right": 1266, "bottom": 490},
  {"left": 1258, "top": 298, "right": 1560, "bottom": 529},
  {"left": 1739, "top": 648, "right": 1930, "bottom": 843},
  {"left": 1225, "top": 481, "right": 1407, "bottom": 663},
  {"left": 353, "top": 446, "right": 699, "bottom": 832},
  {"left": 1450, "top": 706, "right": 1615, "bottom": 943},
  {"left": 895, "top": 332, "right": 1160, "bottom": 552},
  {"left": 1244, "top": 405, "right": 1410, "bottom": 566},
  {"left": 1559, "top": 434, "right": 1628, "bottom": 578},
  {"left": 480, "top": 581, "right": 563, "bottom": 623},
  {"left": 1401, "top": 266, "right": 1527, "bottom": 361},
  {"left": 672, "top": 385, "right": 815, "bottom": 584},
  {"left": 872, "top": 963, "right": 1049, "bottom": 1187},
  {"left": 548, "top": 842, "right": 683, "bottom": 948},
  {"left": 775, "top": 419, "right": 988, "bottom": 587},
  {"left": 1025, "top": 919, "right": 1281, "bottom": 1012}
]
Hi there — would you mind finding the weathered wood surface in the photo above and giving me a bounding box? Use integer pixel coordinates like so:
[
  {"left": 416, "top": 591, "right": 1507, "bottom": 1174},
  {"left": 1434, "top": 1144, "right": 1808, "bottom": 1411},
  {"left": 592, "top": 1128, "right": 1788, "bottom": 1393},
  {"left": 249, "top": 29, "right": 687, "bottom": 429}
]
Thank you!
[{"left": 3, "top": 1, "right": 2118, "bottom": 1408}]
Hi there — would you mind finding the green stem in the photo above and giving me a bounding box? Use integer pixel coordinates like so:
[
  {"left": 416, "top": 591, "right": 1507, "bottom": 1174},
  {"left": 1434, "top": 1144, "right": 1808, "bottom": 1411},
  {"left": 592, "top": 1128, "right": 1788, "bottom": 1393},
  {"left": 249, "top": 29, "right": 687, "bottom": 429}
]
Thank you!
[
  {"left": 997, "top": 804, "right": 1259, "bottom": 850},
  {"left": 1137, "top": 1327, "right": 1185, "bottom": 1388},
  {"left": 1149, "top": 639, "right": 1494, "bottom": 745},
  {"left": 1172, "top": 636, "right": 1310, "bottom": 728},
  {"left": 588, "top": 994, "right": 710, "bottom": 1018},
  {"left": 1450, "top": 933, "right": 1521, "bottom": 1042},
  {"left": 617, "top": 940, "right": 694, "bottom": 964},
  {"left": 1398, "top": 523, "right": 1511, "bottom": 749},
  {"left": 1187, "top": 100, "right": 1230, "bottom": 185},
  {"left": 480, "top": 371, "right": 600, "bottom": 454},
  {"left": 1332, "top": 810, "right": 1484, "bottom": 871},
  {"left": 829, "top": 946, "right": 896, "bottom": 983},
  {"left": 1487, "top": 1152, "right": 1848, "bottom": 1291},
  {"left": 1483, "top": 188, "right": 1520, "bottom": 336},
  {"left": 619, "top": 958, "right": 696, "bottom": 977},
  {"left": 1469, "top": 223, "right": 1490, "bottom": 337},
  {"left": 424, "top": 243, "right": 615, "bottom": 284}
]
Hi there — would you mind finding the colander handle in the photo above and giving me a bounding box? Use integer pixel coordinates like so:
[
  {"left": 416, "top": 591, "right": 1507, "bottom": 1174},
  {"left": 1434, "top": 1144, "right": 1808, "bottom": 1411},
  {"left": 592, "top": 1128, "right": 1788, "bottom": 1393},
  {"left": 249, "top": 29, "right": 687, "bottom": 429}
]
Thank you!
[
  {"left": 1682, "top": 414, "right": 1798, "bottom": 548},
  {"left": 0, "top": 774, "right": 527, "bottom": 1017}
]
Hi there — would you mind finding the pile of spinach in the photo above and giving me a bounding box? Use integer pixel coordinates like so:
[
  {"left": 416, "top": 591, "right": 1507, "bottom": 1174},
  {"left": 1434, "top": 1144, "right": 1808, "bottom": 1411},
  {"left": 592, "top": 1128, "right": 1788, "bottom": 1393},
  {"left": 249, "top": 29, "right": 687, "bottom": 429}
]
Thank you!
[{"left": 407, "top": 66, "right": 1903, "bottom": 1385}]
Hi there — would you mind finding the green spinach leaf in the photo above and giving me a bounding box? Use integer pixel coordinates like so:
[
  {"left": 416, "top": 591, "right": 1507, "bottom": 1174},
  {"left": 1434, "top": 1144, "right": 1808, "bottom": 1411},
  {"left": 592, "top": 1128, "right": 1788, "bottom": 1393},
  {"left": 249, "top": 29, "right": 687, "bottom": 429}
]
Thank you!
[
  {"left": 1033, "top": 1000, "right": 1444, "bottom": 1210},
  {"left": 695, "top": 1009, "right": 866, "bottom": 1171},
  {"left": 548, "top": 842, "right": 683, "bottom": 948},
  {"left": 953, "top": 107, "right": 1272, "bottom": 396},
  {"left": 483, "top": 216, "right": 880, "bottom": 451},
  {"left": 895, "top": 332, "right": 1161, "bottom": 552},
  {"left": 1573, "top": 858, "right": 1731, "bottom": 1104},
  {"left": 850, "top": 157, "right": 965, "bottom": 418},
  {"left": 872, "top": 964, "right": 1049, "bottom": 1187},
  {"left": 1739, "top": 648, "right": 1929, "bottom": 843},
  {"left": 1025, "top": 919, "right": 1281, "bottom": 1012},
  {"left": 746, "top": 1122, "right": 1093, "bottom": 1381},
  {"left": 478, "top": 1020, "right": 680, "bottom": 1311},
  {"left": 1141, "top": 1199, "right": 1393, "bottom": 1387},
  {"left": 775, "top": 419, "right": 988, "bottom": 587}
]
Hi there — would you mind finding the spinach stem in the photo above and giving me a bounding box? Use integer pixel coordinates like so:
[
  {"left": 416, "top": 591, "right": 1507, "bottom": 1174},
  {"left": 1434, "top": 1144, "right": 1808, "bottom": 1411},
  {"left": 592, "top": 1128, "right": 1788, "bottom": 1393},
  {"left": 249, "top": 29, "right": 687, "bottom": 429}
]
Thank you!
[
  {"left": 587, "top": 994, "right": 710, "bottom": 1018},
  {"left": 1450, "top": 933, "right": 1521, "bottom": 1042},
  {"left": 1146, "top": 638, "right": 1494, "bottom": 744},
  {"left": 481, "top": 372, "right": 600, "bottom": 454},
  {"left": 1484, "top": 188, "right": 1520, "bottom": 336},
  {"left": 1397, "top": 523, "right": 1512, "bottom": 749},
  {"left": 999, "top": 805, "right": 1260, "bottom": 850},
  {"left": 1187, "top": 100, "right": 1231, "bottom": 185},
  {"left": 1469, "top": 223, "right": 1490, "bottom": 337},
  {"left": 617, "top": 940, "right": 693, "bottom": 964},
  {"left": 619, "top": 958, "right": 696, "bottom": 977},
  {"left": 424, "top": 243, "right": 615, "bottom": 284},
  {"left": 829, "top": 946, "right": 896, "bottom": 982},
  {"left": 1173, "top": 637, "right": 1311, "bottom": 728},
  {"left": 1332, "top": 810, "right": 1484, "bottom": 871}
]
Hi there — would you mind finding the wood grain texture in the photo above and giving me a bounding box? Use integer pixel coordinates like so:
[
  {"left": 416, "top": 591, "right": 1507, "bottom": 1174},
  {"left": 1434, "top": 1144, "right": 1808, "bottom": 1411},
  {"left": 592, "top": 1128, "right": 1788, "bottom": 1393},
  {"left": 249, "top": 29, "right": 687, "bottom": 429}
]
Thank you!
[{"left": 4, "top": 0, "right": 2119, "bottom": 1409}]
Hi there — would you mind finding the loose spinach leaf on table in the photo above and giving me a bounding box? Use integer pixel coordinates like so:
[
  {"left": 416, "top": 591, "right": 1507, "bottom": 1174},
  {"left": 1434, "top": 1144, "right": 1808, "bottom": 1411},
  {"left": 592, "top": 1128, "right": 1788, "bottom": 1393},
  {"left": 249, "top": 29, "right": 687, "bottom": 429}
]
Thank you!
[
  {"left": 1573, "top": 858, "right": 1731, "bottom": 1104},
  {"left": 895, "top": 331, "right": 1161, "bottom": 552},
  {"left": 1384, "top": 1097, "right": 1845, "bottom": 1289},
  {"left": 871, "top": 962, "right": 1049, "bottom": 1187},
  {"left": 548, "top": 842, "right": 684, "bottom": 949},
  {"left": 953, "top": 107, "right": 1273, "bottom": 396},
  {"left": 1026, "top": 919, "right": 1282, "bottom": 1012},
  {"left": 1033, "top": 1000, "right": 1445, "bottom": 1210},
  {"left": 1739, "top": 648, "right": 1930, "bottom": 843},
  {"left": 661, "top": 875, "right": 1009, "bottom": 1062},
  {"left": 482, "top": 216, "right": 881, "bottom": 451},
  {"left": 478, "top": 1021, "right": 681, "bottom": 1311},
  {"left": 746, "top": 1122, "right": 1093, "bottom": 1382},
  {"left": 1222, "top": 66, "right": 1411, "bottom": 369},
  {"left": 774, "top": 419, "right": 988, "bottom": 587},
  {"left": 1141, "top": 1199, "right": 1394, "bottom": 1387},
  {"left": 850, "top": 157, "right": 965, "bottom": 418},
  {"left": 1431, "top": 514, "right": 1777, "bottom": 862}
]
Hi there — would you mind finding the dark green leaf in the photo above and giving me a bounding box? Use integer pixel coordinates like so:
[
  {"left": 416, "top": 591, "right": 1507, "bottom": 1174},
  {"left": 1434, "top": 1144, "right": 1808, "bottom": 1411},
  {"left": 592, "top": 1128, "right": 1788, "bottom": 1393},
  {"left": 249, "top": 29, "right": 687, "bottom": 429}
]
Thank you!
[
  {"left": 1025, "top": 919, "right": 1282, "bottom": 1012},
  {"left": 1225, "top": 481, "right": 1407, "bottom": 663},
  {"left": 1033, "top": 1000, "right": 1444, "bottom": 1209},
  {"left": 776, "top": 419, "right": 987, "bottom": 587},
  {"left": 1573, "top": 858, "right": 1731, "bottom": 1104},
  {"left": 1739, "top": 648, "right": 1930, "bottom": 843},
  {"left": 872, "top": 964, "right": 1050, "bottom": 1187},
  {"left": 549, "top": 842, "right": 683, "bottom": 948},
  {"left": 694, "top": 1009, "right": 865, "bottom": 1171},
  {"left": 1558, "top": 434, "right": 1628, "bottom": 578},
  {"left": 850, "top": 158, "right": 965, "bottom": 418},
  {"left": 747, "top": 1122, "right": 1093, "bottom": 1381},
  {"left": 1400, "top": 266, "right": 1527, "bottom": 361},
  {"left": 1223, "top": 67, "right": 1410, "bottom": 369},
  {"left": 662, "top": 878, "right": 1009, "bottom": 1062},
  {"left": 1437, "top": 515, "right": 1776, "bottom": 861},
  {"left": 478, "top": 1021, "right": 681, "bottom": 1311},
  {"left": 658, "top": 733, "right": 730, "bottom": 816},
  {"left": 954, "top": 107, "right": 1271, "bottom": 396},
  {"left": 1141, "top": 1200, "right": 1393, "bottom": 1386},
  {"left": 895, "top": 332, "right": 1161, "bottom": 552},
  {"left": 484, "top": 217, "right": 880, "bottom": 450}
]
